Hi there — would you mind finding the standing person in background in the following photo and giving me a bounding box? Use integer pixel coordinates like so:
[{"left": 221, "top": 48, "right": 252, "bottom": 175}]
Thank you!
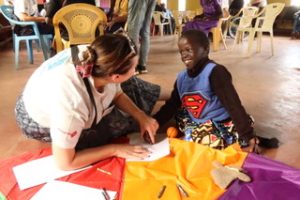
[
  {"left": 183, "top": 0, "right": 223, "bottom": 35},
  {"left": 291, "top": 10, "right": 300, "bottom": 39},
  {"left": 13, "top": 0, "right": 53, "bottom": 36},
  {"left": 127, "top": 0, "right": 156, "bottom": 74},
  {"left": 105, "top": 0, "right": 128, "bottom": 33}
]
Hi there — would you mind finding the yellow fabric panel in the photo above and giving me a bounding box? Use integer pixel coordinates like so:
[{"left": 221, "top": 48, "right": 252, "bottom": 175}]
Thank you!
[{"left": 122, "top": 138, "right": 247, "bottom": 200}]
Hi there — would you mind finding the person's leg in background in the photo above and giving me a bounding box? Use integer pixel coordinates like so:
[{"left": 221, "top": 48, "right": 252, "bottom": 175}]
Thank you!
[
  {"left": 291, "top": 14, "right": 300, "bottom": 39},
  {"left": 127, "top": 0, "right": 156, "bottom": 74},
  {"left": 138, "top": 0, "right": 156, "bottom": 74},
  {"left": 127, "top": 0, "right": 145, "bottom": 74}
]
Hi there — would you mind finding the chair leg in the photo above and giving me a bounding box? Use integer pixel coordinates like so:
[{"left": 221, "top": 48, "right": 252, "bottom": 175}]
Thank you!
[
  {"left": 247, "top": 30, "right": 255, "bottom": 56},
  {"left": 12, "top": 34, "right": 15, "bottom": 52},
  {"left": 152, "top": 25, "right": 155, "bottom": 36},
  {"left": 256, "top": 32, "right": 261, "bottom": 53},
  {"left": 270, "top": 31, "right": 274, "bottom": 56},
  {"left": 233, "top": 31, "right": 239, "bottom": 47},
  {"left": 26, "top": 40, "right": 34, "bottom": 64},
  {"left": 212, "top": 28, "right": 220, "bottom": 51},
  {"left": 220, "top": 29, "right": 227, "bottom": 50},
  {"left": 40, "top": 37, "right": 49, "bottom": 60},
  {"left": 14, "top": 38, "right": 20, "bottom": 68},
  {"left": 159, "top": 25, "right": 163, "bottom": 36},
  {"left": 169, "top": 22, "right": 173, "bottom": 35}
]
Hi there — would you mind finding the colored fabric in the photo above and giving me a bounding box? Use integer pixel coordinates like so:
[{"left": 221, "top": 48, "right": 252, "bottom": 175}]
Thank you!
[
  {"left": 176, "top": 112, "right": 238, "bottom": 149},
  {"left": 219, "top": 153, "right": 300, "bottom": 200},
  {"left": 121, "top": 139, "right": 247, "bottom": 200},
  {"left": 177, "top": 62, "right": 229, "bottom": 123},
  {"left": 0, "top": 148, "right": 125, "bottom": 200}
]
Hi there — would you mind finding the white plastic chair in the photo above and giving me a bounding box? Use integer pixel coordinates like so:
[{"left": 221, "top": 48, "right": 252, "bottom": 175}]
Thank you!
[
  {"left": 210, "top": 15, "right": 231, "bottom": 51},
  {"left": 233, "top": 6, "right": 259, "bottom": 45},
  {"left": 0, "top": 5, "right": 52, "bottom": 68},
  {"left": 152, "top": 11, "right": 170, "bottom": 36},
  {"left": 247, "top": 3, "right": 285, "bottom": 56},
  {"left": 172, "top": 10, "right": 183, "bottom": 36}
]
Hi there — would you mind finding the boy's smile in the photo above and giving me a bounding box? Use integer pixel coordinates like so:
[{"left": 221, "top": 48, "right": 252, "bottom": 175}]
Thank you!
[{"left": 178, "top": 38, "right": 208, "bottom": 70}]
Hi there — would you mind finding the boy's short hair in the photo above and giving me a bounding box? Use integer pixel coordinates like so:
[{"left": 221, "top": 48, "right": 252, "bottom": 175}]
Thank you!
[{"left": 181, "top": 30, "right": 210, "bottom": 52}]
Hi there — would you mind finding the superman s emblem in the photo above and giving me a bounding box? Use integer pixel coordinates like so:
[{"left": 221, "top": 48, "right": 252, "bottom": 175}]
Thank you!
[{"left": 181, "top": 93, "right": 207, "bottom": 118}]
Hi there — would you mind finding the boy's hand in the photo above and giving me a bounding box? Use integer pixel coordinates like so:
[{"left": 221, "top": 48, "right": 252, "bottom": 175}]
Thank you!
[{"left": 241, "top": 138, "right": 259, "bottom": 153}]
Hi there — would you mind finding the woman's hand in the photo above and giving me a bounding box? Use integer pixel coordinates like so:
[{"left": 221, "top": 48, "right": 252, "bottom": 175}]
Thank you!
[
  {"left": 137, "top": 113, "right": 159, "bottom": 144},
  {"left": 241, "top": 138, "right": 259, "bottom": 153},
  {"left": 113, "top": 144, "right": 151, "bottom": 160}
]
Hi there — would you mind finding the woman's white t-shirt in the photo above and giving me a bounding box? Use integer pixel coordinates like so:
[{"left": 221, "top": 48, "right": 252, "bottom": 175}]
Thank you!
[{"left": 22, "top": 45, "right": 122, "bottom": 149}]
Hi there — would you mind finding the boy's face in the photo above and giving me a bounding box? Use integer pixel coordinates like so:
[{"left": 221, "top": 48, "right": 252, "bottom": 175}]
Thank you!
[{"left": 178, "top": 37, "right": 207, "bottom": 70}]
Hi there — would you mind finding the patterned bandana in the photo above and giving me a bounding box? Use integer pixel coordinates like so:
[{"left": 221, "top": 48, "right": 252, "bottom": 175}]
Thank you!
[{"left": 75, "top": 64, "right": 94, "bottom": 78}]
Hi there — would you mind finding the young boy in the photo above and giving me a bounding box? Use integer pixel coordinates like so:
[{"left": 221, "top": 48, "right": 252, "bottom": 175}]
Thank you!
[{"left": 154, "top": 30, "right": 257, "bottom": 152}]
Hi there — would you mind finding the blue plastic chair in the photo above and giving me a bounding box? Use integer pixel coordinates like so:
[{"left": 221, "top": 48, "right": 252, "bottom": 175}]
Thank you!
[{"left": 0, "top": 5, "right": 53, "bottom": 68}]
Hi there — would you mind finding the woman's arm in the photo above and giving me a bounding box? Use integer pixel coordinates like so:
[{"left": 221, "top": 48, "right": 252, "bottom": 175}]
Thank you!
[
  {"left": 52, "top": 142, "right": 150, "bottom": 170},
  {"left": 18, "top": 13, "right": 46, "bottom": 23}
]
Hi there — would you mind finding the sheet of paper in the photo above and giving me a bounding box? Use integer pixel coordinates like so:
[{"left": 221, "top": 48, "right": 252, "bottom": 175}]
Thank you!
[
  {"left": 30, "top": 180, "right": 116, "bottom": 200},
  {"left": 126, "top": 133, "right": 170, "bottom": 162},
  {"left": 13, "top": 155, "right": 91, "bottom": 190}
]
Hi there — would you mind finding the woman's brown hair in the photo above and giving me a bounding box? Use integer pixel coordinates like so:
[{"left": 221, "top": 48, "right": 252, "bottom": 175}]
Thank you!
[{"left": 80, "top": 34, "right": 138, "bottom": 77}]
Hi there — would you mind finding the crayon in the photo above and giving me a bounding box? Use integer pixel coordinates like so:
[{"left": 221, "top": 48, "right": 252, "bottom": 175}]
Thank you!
[
  {"left": 97, "top": 168, "right": 112, "bottom": 175},
  {"left": 102, "top": 188, "right": 110, "bottom": 200},
  {"left": 157, "top": 185, "right": 167, "bottom": 199},
  {"left": 176, "top": 184, "right": 189, "bottom": 198}
]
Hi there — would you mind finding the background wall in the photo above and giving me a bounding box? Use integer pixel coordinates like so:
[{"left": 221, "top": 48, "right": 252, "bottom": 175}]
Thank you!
[
  {"left": 186, "top": 0, "right": 200, "bottom": 10},
  {"left": 167, "top": 0, "right": 178, "bottom": 11}
]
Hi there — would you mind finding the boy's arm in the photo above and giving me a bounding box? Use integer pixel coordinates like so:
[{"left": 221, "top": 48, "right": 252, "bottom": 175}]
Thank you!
[
  {"left": 153, "top": 81, "right": 181, "bottom": 127},
  {"left": 210, "top": 65, "right": 255, "bottom": 143},
  {"left": 113, "top": 91, "right": 158, "bottom": 143}
]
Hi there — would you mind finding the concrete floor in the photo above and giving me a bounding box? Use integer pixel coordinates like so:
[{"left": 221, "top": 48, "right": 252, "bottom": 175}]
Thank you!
[{"left": 0, "top": 35, "right": 300, "bottom": 169}]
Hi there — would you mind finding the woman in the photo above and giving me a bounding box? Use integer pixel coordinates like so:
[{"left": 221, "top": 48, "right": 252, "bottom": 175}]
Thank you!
[
  {"left": 15, "top": 33, "right": 160, "bottom": 170},
  {"left": 183, "top": 0, "right": 223, "bottom": 35}
]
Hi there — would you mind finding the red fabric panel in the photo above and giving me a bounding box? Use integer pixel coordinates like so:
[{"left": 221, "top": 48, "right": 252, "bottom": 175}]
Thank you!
[{"left": 0, "top": 148, "right": 125, "bottom": 200}]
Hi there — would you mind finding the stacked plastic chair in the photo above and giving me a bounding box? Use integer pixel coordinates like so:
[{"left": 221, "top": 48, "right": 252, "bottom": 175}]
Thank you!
[
  {"left": 0, "top": 5, "right": 52, "bottom": 68},
  {"left": 52, "top": 3, "right": 107, "bottom": 52}
]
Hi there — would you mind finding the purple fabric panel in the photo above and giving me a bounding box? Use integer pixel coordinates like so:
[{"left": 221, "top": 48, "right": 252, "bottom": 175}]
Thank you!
[
  {"left": 219, "top": 153, "right": 300, "bottom": 200},
  {"left": 183, "top": 20, "right": 219, "bottom": 35}
]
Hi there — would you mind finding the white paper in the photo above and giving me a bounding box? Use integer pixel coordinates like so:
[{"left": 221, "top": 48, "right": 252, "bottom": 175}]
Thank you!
[
  {"left": 13, "top": 155, "right": 91, "bottom": 190},
  {"left": 126, "top": 133, "right": 170, "bottom": 162},
  {"left": 30, "top": 180, "right": 116, "bottom": 200}
]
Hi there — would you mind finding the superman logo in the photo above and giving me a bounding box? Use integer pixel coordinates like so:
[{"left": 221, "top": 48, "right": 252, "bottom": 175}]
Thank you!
[{"left": 181, "top": 93, "right": 207, "bottom": 118}]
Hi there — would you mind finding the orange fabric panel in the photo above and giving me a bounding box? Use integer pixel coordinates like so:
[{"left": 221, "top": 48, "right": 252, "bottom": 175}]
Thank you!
[{"left": 121, "top": 139, "right": 247, "bottom": 200}]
